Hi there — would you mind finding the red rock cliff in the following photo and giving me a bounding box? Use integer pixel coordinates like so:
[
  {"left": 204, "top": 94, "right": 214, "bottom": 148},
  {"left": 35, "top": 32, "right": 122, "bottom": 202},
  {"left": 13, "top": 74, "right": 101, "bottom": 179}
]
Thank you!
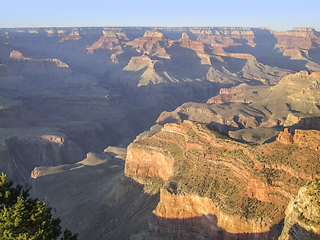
[{"left": 125, "top": 121, "right": 320, "bottom": 239}]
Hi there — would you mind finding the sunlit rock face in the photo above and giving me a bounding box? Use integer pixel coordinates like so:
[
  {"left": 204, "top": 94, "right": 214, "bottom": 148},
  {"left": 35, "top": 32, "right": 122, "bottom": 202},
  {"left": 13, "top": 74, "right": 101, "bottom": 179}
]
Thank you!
[
  {"left": 279, "top": 179, "right": 320, "bottom": 240},
  {"left": 125, "top": 120, "right": 320, "bottom": 239}
]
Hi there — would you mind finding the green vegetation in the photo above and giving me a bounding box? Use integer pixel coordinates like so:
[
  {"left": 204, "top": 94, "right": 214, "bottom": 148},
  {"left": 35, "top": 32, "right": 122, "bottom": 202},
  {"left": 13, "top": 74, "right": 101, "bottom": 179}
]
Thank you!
[
  {"left": 143, "top": 177, "right": 165, "bottom": 195},
  {"left": 297, "top": 213, "right": 320, "bottom": 227},
  {"left": 241, "top": 197, "right": 281, "bottom": 221},
  {"left": 134, "top": 121, "right": 320, "bottom": 225},
  {"left": 257, "top": 144, "right": 299, "bottom": 165},
  {"left": 0, "top": 173, "right": 77, "bottom": 240},
  {"left": 295, "top": 179, "right": 320, "bottom": 227},
  {"left": 305, "top": 178, "right": 320, "bottom": 196}
]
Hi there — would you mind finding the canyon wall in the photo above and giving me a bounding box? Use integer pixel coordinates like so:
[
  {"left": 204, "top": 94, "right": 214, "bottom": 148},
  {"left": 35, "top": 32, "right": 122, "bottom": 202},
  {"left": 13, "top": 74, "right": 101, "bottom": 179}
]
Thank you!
[
  {"left": 279, "top": 179, "right": 320, "bottom": 240},
  {"left": 125, "top": 120, "right": 320, "bottom": 239}
]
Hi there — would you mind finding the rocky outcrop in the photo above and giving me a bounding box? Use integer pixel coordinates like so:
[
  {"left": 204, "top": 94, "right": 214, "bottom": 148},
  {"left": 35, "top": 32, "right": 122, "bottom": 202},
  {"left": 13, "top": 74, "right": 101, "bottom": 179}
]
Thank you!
[
  {"left": 0, "top": 128, "right": 85, "bottom": 185},
  {"left": 59, "top": 28, "right": 81, "bottom": 42},
  {"left": 156, "top": 100, "right": 266, "bottom": 136},
  {"left": 125, "top": 146, "right": 174, "bottom": 183},
  {"left": 276, "top": 70, "right": 320, "bottom": 90},
  {"left": 276, "top": 129, "right": 293, "bottom": 145},
  {"left": 5, "top": 55, "right": 69, "bottom": 68},
  {"left": 124, "top": 55, "right": 154, "bottom": 71},
  {"left": 284, "top": 113, "right": 320, "bottom": 131},
  {"left": 125, "top": 120, "right": 320, "bottom": 239},
  {"left": 143, "top": 30, "right": 166, "bottom": 40},
  {"left": 156, "top": 71, "right": 320, "bottom": 144},
  {"left": 207, "top": 87, "right": 246, "bottom": 104},
  {"left": 178, "top": 32, "right": 211, "bottom": 65},
  {"left": 9, "top": 50, "right": 24, "bottom": 58},
  {"left": 293, "top": 129, "right": 320, "bottom": 151},
  {"left": 279, "top": 179, "right": 320, "bottom": 240},
  {"left": 125, "top": 30, "right": 171, "bottom": 58},
  {"left": 86, "top": 29, "right": 128, "bottom": 55}
]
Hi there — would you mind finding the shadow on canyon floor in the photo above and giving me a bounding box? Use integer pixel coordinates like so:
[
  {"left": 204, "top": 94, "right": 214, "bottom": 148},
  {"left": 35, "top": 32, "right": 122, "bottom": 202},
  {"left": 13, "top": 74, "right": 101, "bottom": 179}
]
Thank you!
[
  {"left": 30, "top": 157, "right": 161, "bottom": 240},
  {"left": 151, "top": 215, "right": 284, "bottom": 240},
  {"left": 288, "top": 223, "right": 320, "bottom": 240}
]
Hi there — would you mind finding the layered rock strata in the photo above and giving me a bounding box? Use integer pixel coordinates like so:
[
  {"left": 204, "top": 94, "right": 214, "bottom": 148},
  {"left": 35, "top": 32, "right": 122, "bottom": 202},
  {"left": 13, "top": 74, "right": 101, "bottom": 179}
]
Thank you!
[
  {"left": 125, "top": 120, "right": 320, "bottom": 239},
  {"left": 279, "top": 179, "right": 320, "bottom": 240},
  {"left": 156, "top": 71, "right": 320, "bottom": 144}
]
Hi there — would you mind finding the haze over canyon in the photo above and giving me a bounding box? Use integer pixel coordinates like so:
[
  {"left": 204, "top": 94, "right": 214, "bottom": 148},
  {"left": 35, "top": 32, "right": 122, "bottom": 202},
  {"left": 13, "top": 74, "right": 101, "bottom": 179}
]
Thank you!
[{"left": 1, "top": 26, "right": 320, "bottom": 239}]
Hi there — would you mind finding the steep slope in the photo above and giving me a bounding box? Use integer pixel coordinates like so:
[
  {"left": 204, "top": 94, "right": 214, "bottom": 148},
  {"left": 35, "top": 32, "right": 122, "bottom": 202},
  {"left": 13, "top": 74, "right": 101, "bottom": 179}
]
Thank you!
[
  {"left": 0, "top": 127, "right": 85, "bottom": 186},
  {"left": 30, "top": 147, "right": 160, "bottom": 240},
  {"left": 125, "top": 120, "right": 320, "bottom": 239},
  {"left": 279, "top": 179, "right": 320, "bottom": 240}
]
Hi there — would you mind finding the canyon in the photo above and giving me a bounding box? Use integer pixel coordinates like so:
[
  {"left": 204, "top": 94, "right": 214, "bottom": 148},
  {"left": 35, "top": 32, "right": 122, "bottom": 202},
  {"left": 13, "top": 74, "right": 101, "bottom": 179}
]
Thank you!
[{"left": 1, "top": 27, "right": 320, "bottom": 239}]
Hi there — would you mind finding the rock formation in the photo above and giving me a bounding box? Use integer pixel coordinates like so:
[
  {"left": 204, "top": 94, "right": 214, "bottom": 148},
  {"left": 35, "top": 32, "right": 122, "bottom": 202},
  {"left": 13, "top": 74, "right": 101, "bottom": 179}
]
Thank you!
[
  {"left": 0, "top": 127, "right": 86, "bottom": 185},
  {"left": 125, "top": 120, "right": 320, "bottom": 239},
  {"left": 1, "top": 27, "right": 320, "bottom": 239},
  {"left": 59, "top": 28, "right": 81, "bottom": 42},
  {"left": 279, "top": 179, "right": 320, "bottom": 240},
  {"left": 157, "top": 71, "right": 320, "bottom": 144}
]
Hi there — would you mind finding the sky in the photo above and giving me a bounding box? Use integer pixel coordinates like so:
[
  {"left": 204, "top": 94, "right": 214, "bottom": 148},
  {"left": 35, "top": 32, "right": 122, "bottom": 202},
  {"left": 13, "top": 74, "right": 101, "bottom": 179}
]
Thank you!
[{"left": 1, "top": 0, "right": 319, "bottom": 31}]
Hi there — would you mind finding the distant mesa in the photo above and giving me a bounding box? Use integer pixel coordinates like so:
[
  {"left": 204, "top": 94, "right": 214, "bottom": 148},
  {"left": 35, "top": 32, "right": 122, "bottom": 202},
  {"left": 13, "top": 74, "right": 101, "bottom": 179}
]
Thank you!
[
  {"left": 282, "top": 48, "right": 305, "bottom": 60},
  {"left": 126, "top": 30, "right": 171, "bottom": 58},
  {"left": 59, "top": 28, "right": 81, "bottom": 42},
  {"left": 143, "top": 30, "right": 165, "bottom": 40},
  {"left": 5, "top": 51, "right": 69, "bottom": 68},
  {"left": 9, "top": 50, "right": 24, "bottom": 59},
  {"left": 86, "top": 29, "right": 129, "bottom": 54}
]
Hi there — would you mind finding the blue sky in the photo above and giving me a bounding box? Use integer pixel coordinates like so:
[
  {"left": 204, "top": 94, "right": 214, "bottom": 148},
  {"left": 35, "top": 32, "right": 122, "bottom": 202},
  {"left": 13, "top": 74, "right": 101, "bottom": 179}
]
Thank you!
[{"left": 1, "top": 0, "right": 319, "bottom": 31}]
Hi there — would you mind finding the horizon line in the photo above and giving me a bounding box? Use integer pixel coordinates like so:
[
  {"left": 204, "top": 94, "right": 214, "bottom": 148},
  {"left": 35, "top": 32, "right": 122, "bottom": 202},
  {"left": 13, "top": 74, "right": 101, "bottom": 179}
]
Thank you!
[{"left": 0, "top": 26, "right": 318, "bottom": 32}]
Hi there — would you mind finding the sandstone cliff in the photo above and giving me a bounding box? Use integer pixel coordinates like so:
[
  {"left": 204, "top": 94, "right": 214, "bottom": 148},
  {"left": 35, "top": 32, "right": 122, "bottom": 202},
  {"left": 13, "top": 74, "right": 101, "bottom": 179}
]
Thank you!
[
  {"left": 125, "top": 120, "right": 320, "bottom": 239},
  {"left": 279, "top": 179, "right": 320, "bottom": 240}
]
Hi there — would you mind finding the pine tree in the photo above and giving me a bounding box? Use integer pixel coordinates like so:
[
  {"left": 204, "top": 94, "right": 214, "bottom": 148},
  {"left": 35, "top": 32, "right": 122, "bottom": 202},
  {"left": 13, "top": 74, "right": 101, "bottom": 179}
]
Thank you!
[{"left": 0, "top": 173, "right": 77, "bottom": 240}]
